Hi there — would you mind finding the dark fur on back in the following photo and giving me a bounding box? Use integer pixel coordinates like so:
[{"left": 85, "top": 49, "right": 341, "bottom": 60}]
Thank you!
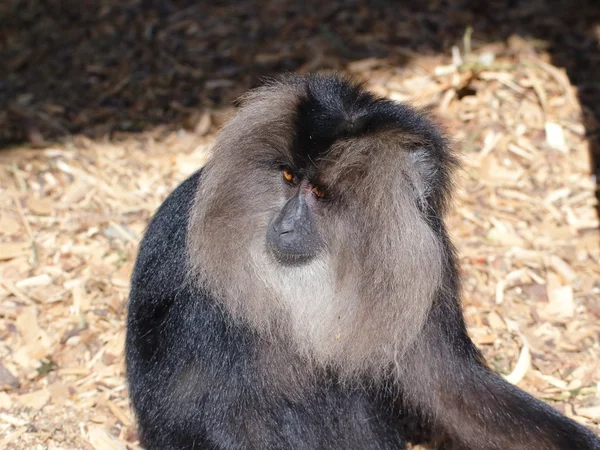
[{"left": 126, "top": 74, "right": 600, "bottom": 450}]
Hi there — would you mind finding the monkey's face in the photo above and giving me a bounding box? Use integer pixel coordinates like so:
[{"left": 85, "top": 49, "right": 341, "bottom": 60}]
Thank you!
[
  {"left": 265, "top": 166, "right": 327, "bottom": 266},
  {"left": 188, "top": 75, "right": 457, "bottom": 370}
]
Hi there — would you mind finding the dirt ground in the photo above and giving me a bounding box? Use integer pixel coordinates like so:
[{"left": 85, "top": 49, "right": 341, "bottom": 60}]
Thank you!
[{"left": 1, "top": 1, "right": 599, "bottom": 449}]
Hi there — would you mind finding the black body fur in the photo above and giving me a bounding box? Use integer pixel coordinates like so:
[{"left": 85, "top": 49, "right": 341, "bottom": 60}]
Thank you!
[{"left": 126, "top": 75, "right": 600, "bottom": 450}]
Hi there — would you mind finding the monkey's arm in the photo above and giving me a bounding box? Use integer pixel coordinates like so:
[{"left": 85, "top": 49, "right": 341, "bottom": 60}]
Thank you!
[
  {"left": 405, "top": 297, "right": 600, "bottom": 450},
  {"left": 125, "top": 171, "right": 210, "bottom": 449}
]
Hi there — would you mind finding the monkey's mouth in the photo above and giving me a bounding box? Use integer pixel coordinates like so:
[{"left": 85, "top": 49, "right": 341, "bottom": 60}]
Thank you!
[{"left": 267, "top": 243, "right": 317, "bottom": 267}]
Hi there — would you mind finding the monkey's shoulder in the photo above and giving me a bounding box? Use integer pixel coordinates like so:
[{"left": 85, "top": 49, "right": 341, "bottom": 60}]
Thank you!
[{"left": 130, "top": 170, "right": 202, "bottom": 298}]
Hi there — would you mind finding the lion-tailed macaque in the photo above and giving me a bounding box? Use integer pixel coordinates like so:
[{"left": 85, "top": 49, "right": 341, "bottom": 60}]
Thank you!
[{"left": 126, "top": 74, "right": 600, "bottom": 450}]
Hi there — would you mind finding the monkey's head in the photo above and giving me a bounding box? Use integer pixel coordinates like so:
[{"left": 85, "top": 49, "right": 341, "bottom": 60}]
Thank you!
[{"left": 188, "top": 74, "right": 458, "bottom": 375}]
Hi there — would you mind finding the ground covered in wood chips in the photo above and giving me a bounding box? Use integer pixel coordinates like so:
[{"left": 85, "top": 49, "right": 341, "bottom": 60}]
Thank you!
[{"left": 1, "top": 1, "right": 599, "bottom": 449}]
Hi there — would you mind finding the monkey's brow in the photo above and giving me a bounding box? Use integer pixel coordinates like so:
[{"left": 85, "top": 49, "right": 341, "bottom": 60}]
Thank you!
[{"left": 255, "top": 157, "right": 291, "bottom": 170}]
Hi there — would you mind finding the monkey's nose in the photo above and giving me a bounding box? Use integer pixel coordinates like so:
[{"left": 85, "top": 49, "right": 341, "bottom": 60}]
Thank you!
[
  {"left": 268, "top": 224, "right": 296, "bottom": 247},
  {"left": 277, "top": 225, "right": 294, "bottom": 236},
  {"left": 273, "top": 211, "right": 297, "bottom": 236}
]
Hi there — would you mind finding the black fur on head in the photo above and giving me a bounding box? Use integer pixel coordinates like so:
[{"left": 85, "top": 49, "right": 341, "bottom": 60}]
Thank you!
[{"left": 283, "top": 74, "right": 457, "bottom": 216}]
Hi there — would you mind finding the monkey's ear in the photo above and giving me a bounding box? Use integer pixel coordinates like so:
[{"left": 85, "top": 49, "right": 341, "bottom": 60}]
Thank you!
[
  {"left": 408, "top": 138, "right": 459, "bottom": 216},
  {"left": 407, "top": 148, "right": 437, "bottom": 207}
]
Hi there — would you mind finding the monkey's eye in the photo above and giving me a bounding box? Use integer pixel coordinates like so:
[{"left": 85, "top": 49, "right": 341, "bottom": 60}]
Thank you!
[
  {"left": 282, "top": 168, "right": 296, "bottom": 183},
  {"left": 312, "top": 185, "right": 326, "bottom": 199}
]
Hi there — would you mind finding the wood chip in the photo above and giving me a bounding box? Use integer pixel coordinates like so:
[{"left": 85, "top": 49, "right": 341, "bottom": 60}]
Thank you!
[
  {"left": 27, "top": 197, "right": 55, "bottom": 216},
  {"left": 487, "top": 311, "right": 507, "bottom": 330},
  {"left": 504, "top": 336, "right": 531, "bottom": 385},
  {"left": 15, "top": 274, "right": 53, "bottom": 289},
  {"left": 49, "top": 382, "right": 71, "bottom": 406},
  {"left": 18, "top": 389, "right": 51, "bottom": 409},
  {"left": 87, "top": 427, "right": 128, "bottom": 450},
  {"left": 0, "top": 242, "right": 30, "bottom": 261},
  {"left": 194, "top": 111, "right": 212, "bottom": 136},
  {"left": 545, "top": 122, "right": 568, "bottom": 153},
  {"left": 106, "top": 400, "right": 133, "bottom": 427},
  {"left": 547, "top": 255, "right": 577, "bottom": 283},
  {"left": 577, "top": 406, "right": 600, "bottom": 420},
  {"left": 0, "top": 215, "right": 22, "bottom": 235},
  {"left": 0, "top": 392, "right": 12, "bottom": 409},
  {"left": 0, "top": 362, "right": 20, "bottom": 390},
  {"left": 546, "top": 279, "right": 575, "bottom": 319}
]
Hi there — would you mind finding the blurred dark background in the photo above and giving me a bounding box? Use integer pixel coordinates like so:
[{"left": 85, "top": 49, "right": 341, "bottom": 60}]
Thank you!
[{"left": 1, "top": 0, "right": 599, "bottom": 213}]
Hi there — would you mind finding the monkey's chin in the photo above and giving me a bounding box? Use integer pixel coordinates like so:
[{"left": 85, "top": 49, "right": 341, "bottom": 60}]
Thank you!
[{"left": 266, "top": 244, "right": 318, "bottom": 267}]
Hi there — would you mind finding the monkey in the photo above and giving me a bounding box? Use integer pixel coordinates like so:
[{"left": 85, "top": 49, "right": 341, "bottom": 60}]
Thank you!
[{"left": 125, "top": 74, "right": 600, "bottom": 450}]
